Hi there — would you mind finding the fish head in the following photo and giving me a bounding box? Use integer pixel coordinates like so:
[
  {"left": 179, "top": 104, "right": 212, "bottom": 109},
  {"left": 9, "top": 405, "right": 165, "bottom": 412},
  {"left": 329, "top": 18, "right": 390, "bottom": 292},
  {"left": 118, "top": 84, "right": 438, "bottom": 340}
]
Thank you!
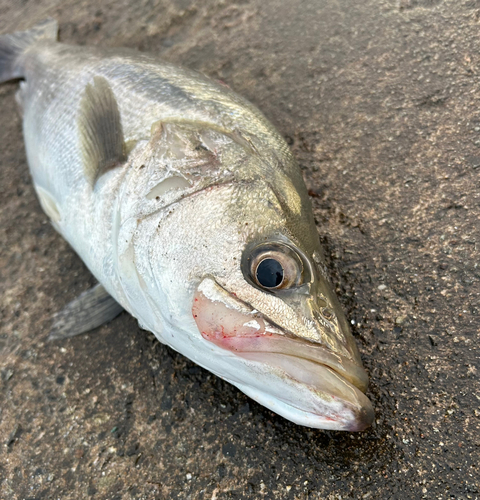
[{"left": 127, "top": 123, "right": 373, "bottom": 431}]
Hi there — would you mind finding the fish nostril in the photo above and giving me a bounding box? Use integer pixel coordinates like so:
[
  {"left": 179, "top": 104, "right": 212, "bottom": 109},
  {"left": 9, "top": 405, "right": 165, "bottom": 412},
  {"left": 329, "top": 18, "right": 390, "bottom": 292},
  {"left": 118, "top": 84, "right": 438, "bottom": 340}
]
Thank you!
[
  {"left": 317, "top": 297, "right": 327, "bottom": 308},
  {"left": 313, "top": 309, "right": 328, "bottom": 327},
  {"left": 321, "top": 308, "right": 334, "bottom": 321},
  {"left": 313, "top": 301, "right": 336, "bottom": 323}
]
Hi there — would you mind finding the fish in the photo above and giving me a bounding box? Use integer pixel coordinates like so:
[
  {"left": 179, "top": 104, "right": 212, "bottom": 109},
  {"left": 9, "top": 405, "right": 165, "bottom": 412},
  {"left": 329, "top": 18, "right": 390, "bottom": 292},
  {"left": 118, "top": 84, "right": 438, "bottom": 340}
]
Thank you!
[{"left": 0, "top": 19, "right": 374, "bottom": 431}]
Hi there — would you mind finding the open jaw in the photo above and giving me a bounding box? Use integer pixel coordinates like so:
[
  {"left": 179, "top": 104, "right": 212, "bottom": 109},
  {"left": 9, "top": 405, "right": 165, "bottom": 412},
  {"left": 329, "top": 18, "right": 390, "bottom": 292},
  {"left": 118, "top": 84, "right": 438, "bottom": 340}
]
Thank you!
[{"left": 193, "top": 279, "right": 374, "bottom": 431}]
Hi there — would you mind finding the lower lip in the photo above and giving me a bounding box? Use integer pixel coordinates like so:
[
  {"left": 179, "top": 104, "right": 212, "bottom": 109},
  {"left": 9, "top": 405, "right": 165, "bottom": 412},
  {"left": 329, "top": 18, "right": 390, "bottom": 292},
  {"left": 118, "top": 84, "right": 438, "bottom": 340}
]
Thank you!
[{"left": 235, "top": 352, "right": 375, "bottom": 431}]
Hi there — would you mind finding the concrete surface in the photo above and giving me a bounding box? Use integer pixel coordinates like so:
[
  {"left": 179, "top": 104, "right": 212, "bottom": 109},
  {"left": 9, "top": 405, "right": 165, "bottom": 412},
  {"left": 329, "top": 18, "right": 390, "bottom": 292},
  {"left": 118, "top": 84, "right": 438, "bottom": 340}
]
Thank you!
[{"left": 0, "top": 0, "right": 479, "bottom": 498}]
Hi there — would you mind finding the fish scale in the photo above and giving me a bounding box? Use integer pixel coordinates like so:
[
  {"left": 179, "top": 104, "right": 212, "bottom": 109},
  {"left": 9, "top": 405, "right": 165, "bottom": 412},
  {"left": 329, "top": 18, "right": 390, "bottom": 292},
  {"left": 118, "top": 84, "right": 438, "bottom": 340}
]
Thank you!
[{"left": 0, "top": 18, "right": 374, "bottom": 431}]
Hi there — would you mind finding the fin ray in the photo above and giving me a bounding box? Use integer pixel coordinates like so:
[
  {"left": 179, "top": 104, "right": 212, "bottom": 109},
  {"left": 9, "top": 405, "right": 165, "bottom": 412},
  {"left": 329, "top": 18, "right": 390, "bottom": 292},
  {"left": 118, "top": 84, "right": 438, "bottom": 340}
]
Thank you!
[
  {"left": 78, "top": 76, "right": 126, "bottom": 185},
  {"left": 0, "top": 18, "right": 57, "bottom": 83},
  {"left": 49, "top": 283, "right": 123, "bottom": 340}
]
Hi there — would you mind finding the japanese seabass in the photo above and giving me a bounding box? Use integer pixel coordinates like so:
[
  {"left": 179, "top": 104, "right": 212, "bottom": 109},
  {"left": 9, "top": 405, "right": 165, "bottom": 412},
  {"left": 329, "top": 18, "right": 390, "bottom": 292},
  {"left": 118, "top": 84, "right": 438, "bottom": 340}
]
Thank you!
[{"left": 0, "top": 19, "right": 374, "bottom": 431}]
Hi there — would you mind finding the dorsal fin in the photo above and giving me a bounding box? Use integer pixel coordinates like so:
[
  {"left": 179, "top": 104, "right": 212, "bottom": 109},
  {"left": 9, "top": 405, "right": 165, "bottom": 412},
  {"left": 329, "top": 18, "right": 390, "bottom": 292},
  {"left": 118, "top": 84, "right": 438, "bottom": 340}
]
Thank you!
[{"left": 78, "top": 76, "right": 126, "bottom": 186}]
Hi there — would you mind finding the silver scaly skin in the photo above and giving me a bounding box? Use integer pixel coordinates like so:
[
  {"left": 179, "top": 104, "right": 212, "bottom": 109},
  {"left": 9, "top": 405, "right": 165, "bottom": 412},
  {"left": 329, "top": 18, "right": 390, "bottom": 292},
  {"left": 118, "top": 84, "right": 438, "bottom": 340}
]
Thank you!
[{"left": 0, "top": 19, "right": 374, "bottom": 430}]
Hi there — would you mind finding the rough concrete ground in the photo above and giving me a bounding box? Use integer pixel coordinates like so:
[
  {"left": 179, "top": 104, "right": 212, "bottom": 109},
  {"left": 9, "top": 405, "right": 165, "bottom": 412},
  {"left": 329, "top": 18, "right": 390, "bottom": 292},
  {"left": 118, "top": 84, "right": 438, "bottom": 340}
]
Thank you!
[{"left": 0, "top": 0, "right": 479, "bottom": 498}]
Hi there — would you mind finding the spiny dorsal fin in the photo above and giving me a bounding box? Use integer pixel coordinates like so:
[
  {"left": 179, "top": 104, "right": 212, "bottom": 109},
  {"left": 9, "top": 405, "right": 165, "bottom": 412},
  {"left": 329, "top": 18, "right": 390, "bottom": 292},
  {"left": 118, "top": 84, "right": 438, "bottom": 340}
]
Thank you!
[{"left": 78, "top": 76, "right": 126, "bottom": 186}]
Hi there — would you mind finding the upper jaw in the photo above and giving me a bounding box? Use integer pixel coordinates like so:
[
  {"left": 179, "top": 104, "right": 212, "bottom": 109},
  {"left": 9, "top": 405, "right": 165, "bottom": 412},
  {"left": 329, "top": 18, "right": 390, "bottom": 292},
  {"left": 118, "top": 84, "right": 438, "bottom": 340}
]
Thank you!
[{"left": 216, "top": 330, "right": 369, "bottom": 393}]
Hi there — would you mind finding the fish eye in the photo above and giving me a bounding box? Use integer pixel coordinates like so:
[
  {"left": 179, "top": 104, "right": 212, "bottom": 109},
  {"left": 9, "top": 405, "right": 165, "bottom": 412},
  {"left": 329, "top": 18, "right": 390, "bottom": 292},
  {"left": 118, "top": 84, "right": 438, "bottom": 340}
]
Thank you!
[
  {"left": 256, "top": 258, "right": 284, "bottom": 288},
  {"left": 244, "top": 242, "right": 307, "bottom": 291}
]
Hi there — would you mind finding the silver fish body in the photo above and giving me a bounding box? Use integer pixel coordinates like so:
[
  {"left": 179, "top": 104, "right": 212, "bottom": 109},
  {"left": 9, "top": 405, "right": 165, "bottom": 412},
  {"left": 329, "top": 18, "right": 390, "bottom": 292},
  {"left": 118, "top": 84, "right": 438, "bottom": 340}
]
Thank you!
[{"left": 1, "top": 19, "right": 374, "bottom": 430}]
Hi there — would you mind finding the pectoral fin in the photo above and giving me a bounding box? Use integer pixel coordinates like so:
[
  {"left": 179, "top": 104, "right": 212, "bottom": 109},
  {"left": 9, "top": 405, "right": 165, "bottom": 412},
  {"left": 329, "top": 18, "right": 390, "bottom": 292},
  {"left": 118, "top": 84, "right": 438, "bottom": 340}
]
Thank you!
[
  {"left": 78, "top": 76, "right": 126, "bottom": 185},
  {"left": 49, "top": 283, "right": 123, "bottom": 340}
]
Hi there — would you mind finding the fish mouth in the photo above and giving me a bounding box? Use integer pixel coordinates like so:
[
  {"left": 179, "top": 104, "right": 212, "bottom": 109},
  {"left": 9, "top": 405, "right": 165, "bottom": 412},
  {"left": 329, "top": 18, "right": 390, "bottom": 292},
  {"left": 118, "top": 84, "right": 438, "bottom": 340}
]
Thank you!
[
  {"left": 234, "top": 354, "right": 374, "bottom": 432},
  {"left": 193, "top": 278, "right": 374, "bottom": 431},
  {"left": 213, "top": 331, "right": 369, "bottom": 393}
]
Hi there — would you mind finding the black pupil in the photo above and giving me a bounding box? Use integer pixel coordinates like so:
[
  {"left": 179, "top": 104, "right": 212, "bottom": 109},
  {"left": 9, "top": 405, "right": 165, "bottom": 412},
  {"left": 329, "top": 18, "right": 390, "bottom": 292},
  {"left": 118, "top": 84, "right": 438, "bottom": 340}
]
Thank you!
[{"left": 256, "top": 258, "right": 284, "bottom": 288}]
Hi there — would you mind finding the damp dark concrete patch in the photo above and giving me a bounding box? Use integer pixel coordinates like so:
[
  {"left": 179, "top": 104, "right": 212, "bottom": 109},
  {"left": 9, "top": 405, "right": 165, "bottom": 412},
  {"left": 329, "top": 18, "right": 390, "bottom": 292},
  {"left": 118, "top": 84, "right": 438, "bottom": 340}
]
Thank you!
[{"left": 0, "top": 1, "right": 479, "bottom": 498}]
